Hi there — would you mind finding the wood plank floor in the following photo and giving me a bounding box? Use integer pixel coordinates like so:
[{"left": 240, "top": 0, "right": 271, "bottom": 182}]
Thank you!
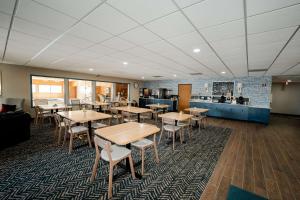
[{"left": 200, "top": 115, "right": 300, "bottom": 200}]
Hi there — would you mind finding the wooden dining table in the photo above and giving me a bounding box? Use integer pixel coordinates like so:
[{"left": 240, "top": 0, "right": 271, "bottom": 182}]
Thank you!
[
  {"left": 115, "top": 106, "right": 152, "bottom": 122},
  {"left": 57, "top": 110, "right": 112, "bottom": 135},
  {"left": 146, "top": 104, "right": 170, "bottom": 113},
  {"left": 95, "top": 122, "right": 160, "bottom": 178},
  {"left": 85, "top": 101, "right": 110, "bottom": 112},
  {"left": 38, "top": 104, "right": 71, "bottom": 114},
  {"left": 158, "top": 112, "right": 193, "bottom": 125},
  {"left": 184, "top": 107, "right": 209, "bottom": 114}
]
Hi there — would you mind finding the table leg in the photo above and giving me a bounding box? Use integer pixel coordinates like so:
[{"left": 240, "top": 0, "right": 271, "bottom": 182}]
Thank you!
[
  {"left": 99, "top": 106, "right": 102, "bottom": 112},
  {"left": 138, "top": 113, "right": 140, "bottom": 123},
  {"left": 163, "top": 108, "right": 166, "bottom": 113},
  {"left": 126, "top": 143, "right": 142, "bottom": 179},
  {"left": 88, "top": 121, "right": 92, "bottom": 137}
]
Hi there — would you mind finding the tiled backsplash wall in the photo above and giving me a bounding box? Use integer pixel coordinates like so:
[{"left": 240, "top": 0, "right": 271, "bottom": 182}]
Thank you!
[{"left": 143, "top": 76, "right": 272, "bottom": 107}]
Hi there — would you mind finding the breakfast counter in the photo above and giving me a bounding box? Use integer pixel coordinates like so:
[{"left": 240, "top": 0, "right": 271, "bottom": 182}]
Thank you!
[{"left": 189, "top": 100, "right": 270, "bottom": 124}]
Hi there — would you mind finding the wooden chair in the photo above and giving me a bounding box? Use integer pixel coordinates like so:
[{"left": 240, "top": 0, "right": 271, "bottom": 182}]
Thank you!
[
  {"left": 70, "top": 99, "right": 81, "bottom": 110},
  {"left": 63, "top": 118, "right": 92, "bottom": 154},
  {"left": 150, "top": 106, "right": 163, "bottom": 123},
  {"left": 33, "top": 99, "right": 50, "bottom": 125},
  {"left": 53, "top": 113, "right": 66, "bottom": 144},
  {"left": 177, "top": 118, "right": 192, "bottom": 141},
  {"left": 110, "top": 107, "right": 122, "bottom": 124},
  {"left": 190, "top": 110, "right": 207, "bottom": 132},
  {"left": 121, "top": 111, "right": 137, "bottom": 123},
  {"left": 131, "top": 133, "right": 159, "bottom": 175},
  {"left": 159, "top": 118, "right": 182, "bottom": 150},
  {"left": 139, "top": 112, "right": 152, "bottom": 123},
  {"left": 91, "top": 136, "right": 136, "bottom": 199}
]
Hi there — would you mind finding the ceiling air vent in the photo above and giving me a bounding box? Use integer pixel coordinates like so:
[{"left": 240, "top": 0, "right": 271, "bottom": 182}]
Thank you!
[
  {"left": 190, "top": 72, "right": 203, "bottom": 76},
  {"left": 152, "top": 75, "right": 164, "bottom": 78}
]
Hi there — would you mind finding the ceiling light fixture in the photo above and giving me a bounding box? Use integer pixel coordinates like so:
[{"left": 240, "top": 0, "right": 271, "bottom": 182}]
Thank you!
[
  {"left": 173, "top": 74, "right": 177, "bottom": 77},
  {"left": 221, "top": 71, "right": 226, "bottom": 74},
  {"left": 193, "top": 48, "right": 201, "bottom": 53},
  {"left": 123, "top": 62, "right": 128, "bottom": 65},
  {"left": 89, "top": 68, "right": 94, "bottom": 71}
]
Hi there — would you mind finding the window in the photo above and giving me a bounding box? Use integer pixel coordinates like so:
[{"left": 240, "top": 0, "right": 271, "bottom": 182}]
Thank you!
[
  {"left": 96, "top": 82, "right": 113, "bottom": 102},
  {"left": 31, "top": 76, "right": 65, "bottom": 105},
  {"left": 69, "top": 79, "right": 92, "bottom": 102}
]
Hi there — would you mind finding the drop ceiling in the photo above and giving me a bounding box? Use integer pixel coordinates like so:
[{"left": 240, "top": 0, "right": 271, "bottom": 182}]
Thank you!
[{"left": 0, "top": 0, "right": 300, "bottom": 80}]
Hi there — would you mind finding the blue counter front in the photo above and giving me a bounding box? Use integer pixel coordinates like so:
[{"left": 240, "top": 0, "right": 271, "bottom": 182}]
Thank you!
[
  {"left": 190, "top": 101, "right": 270, "bottom": 124},
  {"left": 139, "top": 98, "right": 177, "bottom": 111}
]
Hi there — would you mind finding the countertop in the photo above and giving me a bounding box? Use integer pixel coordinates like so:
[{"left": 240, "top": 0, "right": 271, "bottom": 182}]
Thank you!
[{"left": 189, "top": 100, "right": 271, "bottom": 109}]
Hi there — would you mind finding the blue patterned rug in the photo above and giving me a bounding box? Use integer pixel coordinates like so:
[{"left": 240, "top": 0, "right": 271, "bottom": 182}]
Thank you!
[{"left": 0, "top": 121, "right": 231, "bottom": 200}]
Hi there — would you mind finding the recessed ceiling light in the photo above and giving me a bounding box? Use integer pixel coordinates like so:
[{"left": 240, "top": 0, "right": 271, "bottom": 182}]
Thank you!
[
  {"left": 193, "top": 48, "right": 201, "bottom": 53},
  {"left": 141, "top": 76, "right": 144, "bottom": 79},
  {"left": 123, "top": 62, "right": 128, "bottom": 65},
  {"left": 89, "top": 68, "right": 94, "bottom": 71},
  {"left": 221, "top": 71, "right": 226, "bottom": 74},
  {"left": 173, "top": 74, "right": 177, "bottom": 77}
]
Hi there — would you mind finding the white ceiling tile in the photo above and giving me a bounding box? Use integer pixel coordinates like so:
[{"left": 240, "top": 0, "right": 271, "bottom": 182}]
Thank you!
[
  {"left": 101, "top": 37, "right": 136, "bottom": 51},
  {"left": 200, "top": 19, "right": 245, "bottom": 42},
  {"left": 9, "top": 30, "right": 51, "bottom": 48},
  {"left": 0, "top": 27, "right": 8, "bottom": 42},
  {"left": 119, "top": 27, "right": 161, "bottom": 45},
  {"left": 108, "top": 0, "right": 177, "bottom": 24},
  {"left": 83, "top": 4, "right": 138, "bottom": 35},
  {"left": 16, "top": 0, "right": 76, "bottom": 31},
  {"left": 12, "top": 18, "right": 60, "bottom": 40},
  {"left": 0, "top": 12, "right": 11, "bottom": 29},
  {"left": 283, "top": 64, "right": 300, "bottom": 75},
  {"left": 248, "top": 4, "right": 300, "bottom": 34},
  {"left": 0, "top": 0, "right": 15, "bottom": 14},
  {"left": 183, "top": 0, "right": 243, "bottom": 29},
  {"left": 174, "top": 0, "right": 205, "bottom": 8},
  {"left": 249, "top": 71, "right": 266, "bottom": 76},
  {"left": 34, "top": 0, "right": 102, "bottom": 19},
  {"left": 210, "top": 37, "right": 246, "bottom": 57},
  {"left": 247, "top": 0, "right": 300, "bottom": 16},
  {"left": 86, "top": 44, "right": 117, "bottom": 55},
  {"left": 68, "top": 22, "right": 112, "bottom": 43},
  {"left": 248, "top": 27, "right": 296, "bottom": 70},
  {"left": 145, "top": 11, "right": 194, "bottom": 38},
  {"left": 45, "top": 43, "right": 81, "bottom": 56},
  {"left": 57, "top": 34, "right": 94, "bottom": 49}
]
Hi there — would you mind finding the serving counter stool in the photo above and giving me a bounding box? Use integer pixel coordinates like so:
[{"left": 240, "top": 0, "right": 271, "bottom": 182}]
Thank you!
[{"left": 91, "top": 136, "right": 136, "bottom": 199}]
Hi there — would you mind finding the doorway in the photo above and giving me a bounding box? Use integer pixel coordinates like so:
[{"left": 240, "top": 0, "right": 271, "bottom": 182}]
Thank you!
[{"left": 178, "top": 84, "right": 192, "bottom": 111}]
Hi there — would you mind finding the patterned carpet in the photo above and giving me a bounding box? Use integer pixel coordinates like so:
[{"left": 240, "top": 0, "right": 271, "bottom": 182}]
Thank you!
[{"left": 0, "top": 120, "right": 231, "bottom": 200}]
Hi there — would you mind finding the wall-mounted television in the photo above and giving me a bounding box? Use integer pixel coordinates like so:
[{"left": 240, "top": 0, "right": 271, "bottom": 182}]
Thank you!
[{"left": 212, "top": 81, "right": 234, "bottom": 96}]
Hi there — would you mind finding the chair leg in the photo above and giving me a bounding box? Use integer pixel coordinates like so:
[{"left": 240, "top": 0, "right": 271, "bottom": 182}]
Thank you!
[
  {"left": 108, "top": 163, "right": 114, "bottom": 199},
  {"left": 141, "top": 149, "right": 145, "bottom": 175},
  {"left": 153, "top": 134, "right": 159, "bottom": 163},
  {"left": 172, "top": 131, "right": 175, "bottom": 150},
  {"left": 128, "top": 154, "right": 136, "bottom": 179},
  {"left": 90, "top": 153, "right": 101, "bottom": 182},
  {"left": 68, "top": 134, "right": 73, "bottom": 154},
  {"left": 158, "top": 129, "right": 164, "bottom": 144},
  {"left": 57, "top": 127, "right": 62, "bottom": 145},
  {"left": 86, "top": 131, "right": 92, "bottom": 148}
]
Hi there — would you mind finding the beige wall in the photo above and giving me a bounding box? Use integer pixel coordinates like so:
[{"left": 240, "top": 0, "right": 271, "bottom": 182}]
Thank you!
[
  {"left": 0, "top": 63, "right": 141, "bottom": 115},
  {"left": 271, "top": 82, "right": 300, "bottom": 115}
]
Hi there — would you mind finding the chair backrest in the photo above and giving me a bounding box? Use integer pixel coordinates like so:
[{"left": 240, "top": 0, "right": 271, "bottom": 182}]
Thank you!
[
  {"left": 63, "top": 118, "right": 73, "bottom": 133},
  {"left": 122, "top": 111, "right": 131, "bottom": 119},
  {"left": 131, "top": 100, "right": 138, "bottom": 107},
  {"left": 70, "top": 99, "right": 81, "bottom": 110},
  {"left": 34, "top": 99, "right": 48, "bottom": 106},
  {"left": 94, "top": 136, "right": 112, "bottom": 161},
  {"left": 190, "top": 110, "right": 199, "bottom": 116},
  {"left": 53, "top": 113, "right": 61, "bottom": 127},
  {"left": 162, "top": 118, "right": 175, "bottom": 125}
]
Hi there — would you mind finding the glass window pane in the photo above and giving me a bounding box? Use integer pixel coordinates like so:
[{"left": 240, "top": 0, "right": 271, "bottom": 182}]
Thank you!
[
  {"left": 31, "top": 76, "right": 65, "bottom": 105},
  {"left": 69, "top": 79, "right": 92, "bottom": 102}
]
